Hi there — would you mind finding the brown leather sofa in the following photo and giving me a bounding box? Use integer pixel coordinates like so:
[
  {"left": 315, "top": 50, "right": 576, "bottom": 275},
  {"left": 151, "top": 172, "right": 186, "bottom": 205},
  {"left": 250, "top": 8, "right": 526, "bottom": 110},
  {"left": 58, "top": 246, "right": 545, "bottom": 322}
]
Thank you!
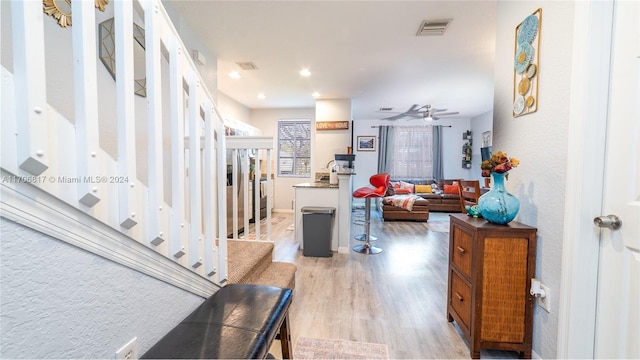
[
  {"left": 381, "top": 179, "right": 462, "bottom": 221},
  {"left": 381, "top": 197, "right": 430, "bottom": 222},
  {"left": 416, "top": 179, "right": 463, "bottom": 212}
]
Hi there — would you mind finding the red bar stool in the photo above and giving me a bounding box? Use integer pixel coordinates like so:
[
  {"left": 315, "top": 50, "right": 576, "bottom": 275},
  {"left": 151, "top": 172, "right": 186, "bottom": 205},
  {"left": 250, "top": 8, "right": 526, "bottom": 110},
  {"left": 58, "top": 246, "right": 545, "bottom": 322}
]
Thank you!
[{"left": 352, "top": 173, "right": 389, "bottom": 255}]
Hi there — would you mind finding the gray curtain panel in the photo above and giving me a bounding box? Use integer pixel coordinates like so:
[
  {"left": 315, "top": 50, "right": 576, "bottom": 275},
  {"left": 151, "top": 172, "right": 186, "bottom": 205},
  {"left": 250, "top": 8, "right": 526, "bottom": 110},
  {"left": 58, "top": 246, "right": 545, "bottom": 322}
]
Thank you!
[
  {"left": 432, "top": 126, "right": 443, "bottom": 181},
  {"left": 377, "top": 126, "right": 392, "bottom": 174},
  {"left": 376, "top": 126, "right": 395, "bottom": 207}
]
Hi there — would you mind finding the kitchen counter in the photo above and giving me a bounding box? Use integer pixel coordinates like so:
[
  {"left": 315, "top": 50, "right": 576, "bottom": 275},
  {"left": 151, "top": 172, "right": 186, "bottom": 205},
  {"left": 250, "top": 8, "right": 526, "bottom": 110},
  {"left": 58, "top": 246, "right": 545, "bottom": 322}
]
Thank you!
[
  {"left": 293, "top": 174, "right": 354, "bottom": 254},
  {"left": 293, "top": 182, "right": 339, "bottom": 189}
]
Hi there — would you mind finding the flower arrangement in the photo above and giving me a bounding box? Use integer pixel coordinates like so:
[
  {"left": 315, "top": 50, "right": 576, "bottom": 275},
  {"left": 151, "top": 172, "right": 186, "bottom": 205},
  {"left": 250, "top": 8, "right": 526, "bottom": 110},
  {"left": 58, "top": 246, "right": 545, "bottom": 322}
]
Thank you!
[{"left": 481, "top": 151, "right": 520, "bottom": 177}]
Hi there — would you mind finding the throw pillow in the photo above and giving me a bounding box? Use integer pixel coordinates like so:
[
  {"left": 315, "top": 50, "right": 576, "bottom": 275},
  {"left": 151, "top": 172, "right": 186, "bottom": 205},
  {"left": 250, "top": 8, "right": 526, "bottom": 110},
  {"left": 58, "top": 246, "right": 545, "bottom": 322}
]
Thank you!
[
  {"left": 443, "top": 184, "right": 459, "bottom": 194},
  {"left": 391, "top": 181, "right": 400, "bottom": 189},
  {"left": 395, "top": 188, "right": 412, "bottom": 194},
  {"left": 414, "top": 184, "right": 432, "bottom": 193},
  {"left": 399, "top": 181, "right": 415, "bottom": 193}
]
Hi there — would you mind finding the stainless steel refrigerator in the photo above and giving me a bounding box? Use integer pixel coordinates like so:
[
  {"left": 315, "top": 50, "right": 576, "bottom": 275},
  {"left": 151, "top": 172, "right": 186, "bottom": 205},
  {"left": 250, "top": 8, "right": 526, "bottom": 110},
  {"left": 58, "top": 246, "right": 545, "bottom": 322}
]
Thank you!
[{"left": 226, "top": 150, "right": 245, "bottom": 237}]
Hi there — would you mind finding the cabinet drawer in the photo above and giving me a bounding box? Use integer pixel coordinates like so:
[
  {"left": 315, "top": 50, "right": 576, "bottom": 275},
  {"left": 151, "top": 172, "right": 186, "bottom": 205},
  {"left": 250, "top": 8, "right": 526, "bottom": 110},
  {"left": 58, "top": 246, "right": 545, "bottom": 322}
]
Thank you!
[
  {"left": 452, "top": 227, "right": 473, "bottom": 278},
  {"left": 450, "top": 270, "right": 472, "bottom": 332}
]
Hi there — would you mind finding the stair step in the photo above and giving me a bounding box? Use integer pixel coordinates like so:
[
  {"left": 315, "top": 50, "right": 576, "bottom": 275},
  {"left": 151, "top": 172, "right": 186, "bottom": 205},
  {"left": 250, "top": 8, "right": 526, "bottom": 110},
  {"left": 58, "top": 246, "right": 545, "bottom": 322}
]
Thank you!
[
  {"left": 227, "top": 240, "right": 297, "bottom": 289},
  {"left": 227, "top": 240, "right": 273, "bottom": 284},
  {"left": 243, "top": 261, "right": 297, "bottom": 290}
]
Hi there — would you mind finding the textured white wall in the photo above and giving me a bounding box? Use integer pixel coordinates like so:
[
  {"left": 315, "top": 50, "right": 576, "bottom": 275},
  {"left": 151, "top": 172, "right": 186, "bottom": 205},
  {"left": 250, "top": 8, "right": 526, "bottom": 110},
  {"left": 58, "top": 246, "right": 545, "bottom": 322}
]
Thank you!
[
  {"left": 493, "top": 2, "right": 575, "bottom": 358},
  {"left": 163, "top": 2, "right": 218, "bottom": 105},
  {"left": 217, "top": 92, "right": 252, "bottom": 124},
  {"left": 0, "top": 218, "right": 204, "bottom": 359}
]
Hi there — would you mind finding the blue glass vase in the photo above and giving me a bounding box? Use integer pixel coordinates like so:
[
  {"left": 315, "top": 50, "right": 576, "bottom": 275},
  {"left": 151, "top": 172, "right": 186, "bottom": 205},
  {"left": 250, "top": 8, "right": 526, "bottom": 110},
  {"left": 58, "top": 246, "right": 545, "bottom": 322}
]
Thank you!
[{"left": 478, "top": 172, "right": 520, "bottom": 225}]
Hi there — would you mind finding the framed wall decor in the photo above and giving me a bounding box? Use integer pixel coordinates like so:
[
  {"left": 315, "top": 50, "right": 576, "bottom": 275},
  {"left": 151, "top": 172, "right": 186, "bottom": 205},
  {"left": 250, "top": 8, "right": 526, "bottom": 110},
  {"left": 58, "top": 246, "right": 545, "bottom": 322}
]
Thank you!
[
  {"left": 315, "top": 121, "right": 349, "bottom": 130},
  {"left": 482, "top": 131, "right": 492, "bottom": 147},
  {"left": 513, "top": 8, "right": 542, "bottom": 117},
  {"left": 43, "top": 0, "right": 109, "bottom": 28},
  {"left": 98, "top": 18, "right": 147, "bottom": 97},
  {"left": 357, "top": 136, "right": 376, "bottom": 152}
]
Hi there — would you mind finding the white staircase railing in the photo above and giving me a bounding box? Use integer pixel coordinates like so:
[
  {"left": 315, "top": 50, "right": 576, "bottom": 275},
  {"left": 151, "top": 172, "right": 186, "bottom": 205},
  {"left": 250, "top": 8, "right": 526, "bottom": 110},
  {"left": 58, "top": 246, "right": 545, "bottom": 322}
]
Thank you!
[
  {"left": 225, "top": 137, "right": 275, "bottom": 242},
  {"left": 0, "top": 0, "right": 270, "bottom": 295}
]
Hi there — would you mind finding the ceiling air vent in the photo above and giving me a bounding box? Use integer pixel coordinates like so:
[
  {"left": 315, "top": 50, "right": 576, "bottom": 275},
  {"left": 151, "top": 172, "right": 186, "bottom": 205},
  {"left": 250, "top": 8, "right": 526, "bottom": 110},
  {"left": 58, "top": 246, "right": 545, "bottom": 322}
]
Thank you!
[
  {"left": 416, "top": 19, "right": 453, "bottom": 36},
  {"left": 236, "top": 61, "right": 258, "bottom": 70},
  {"left": 379, "top": 107, "right": 394, "bottom": 112}
]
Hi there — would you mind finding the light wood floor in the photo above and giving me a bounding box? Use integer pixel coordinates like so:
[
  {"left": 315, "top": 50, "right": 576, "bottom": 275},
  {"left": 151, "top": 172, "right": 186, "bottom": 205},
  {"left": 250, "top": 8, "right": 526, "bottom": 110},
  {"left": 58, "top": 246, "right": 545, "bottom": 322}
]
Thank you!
[{"left": 264, "top": 209, "right": 517, "bottom": 359}]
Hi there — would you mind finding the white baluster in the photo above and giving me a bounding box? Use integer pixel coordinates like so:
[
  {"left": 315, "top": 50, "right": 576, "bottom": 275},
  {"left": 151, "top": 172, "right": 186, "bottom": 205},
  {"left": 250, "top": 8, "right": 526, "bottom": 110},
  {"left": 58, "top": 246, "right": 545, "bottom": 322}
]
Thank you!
[
  {"left": 216, "top": 120, "right": 228, "bottom": 282},
  {"left": 11, "top": 0, "right": 49, "bottom": 176},
  {"left": 232, "top": 148, "right": 239, "bottom": 239},
  {"left": 72, "top": 0, "right": 101, "bottom": 208},
  {"left": 242, "top": 149, "right": 250, "bottom": 240},
  {"left": 187, "top": 70, "right": 202, "bottom": 269},
  {"left": 203, "top": 100, "right": 217, "bottom": 277},
  {"left": 266, "top": 148, "right": 273, "bottom": 241},
  {"left": 169, "top": 35, "right": 186, "bottom": 258},
  {"left": 143, "top": 0, "right": 164, "bottom": 246},
  {"left": 253, "top": 151, "right": 262, "bottom": 240},
  {"left": 115, "top": 0, "right": 138, "bottom": 229}
]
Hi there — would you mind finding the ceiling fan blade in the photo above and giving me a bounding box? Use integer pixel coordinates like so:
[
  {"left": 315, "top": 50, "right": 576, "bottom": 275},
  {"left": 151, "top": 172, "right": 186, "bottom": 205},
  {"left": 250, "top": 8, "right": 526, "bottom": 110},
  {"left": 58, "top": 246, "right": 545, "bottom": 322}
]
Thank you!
[
  {"left": 385, "top": 113, "right": 425, "bottom": 120},
  {"left": 382, "top": 113, "right": 408, "bottom": 121},
  {"left": 381, "top": 105, "right": 457, "bottom": 120},
  {"left": 406, "top": 104, "right": 420, "bottom": 113}
]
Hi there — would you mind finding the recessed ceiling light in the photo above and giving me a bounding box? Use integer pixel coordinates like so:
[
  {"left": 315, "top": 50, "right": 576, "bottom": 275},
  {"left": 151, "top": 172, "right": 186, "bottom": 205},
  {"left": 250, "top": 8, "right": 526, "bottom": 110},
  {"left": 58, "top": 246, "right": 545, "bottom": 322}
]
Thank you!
[
  {"left": 299, "top": 68, "right": 311, "bottom": 77},
  {"left": 257, "top": 93, "right": 266, "bottom": 99},
  {"left": 229, "top": 71, "right": 241, "bottom": 79},
  {"left": 312, "top": 92, "right": 320, "bottom": 98}
]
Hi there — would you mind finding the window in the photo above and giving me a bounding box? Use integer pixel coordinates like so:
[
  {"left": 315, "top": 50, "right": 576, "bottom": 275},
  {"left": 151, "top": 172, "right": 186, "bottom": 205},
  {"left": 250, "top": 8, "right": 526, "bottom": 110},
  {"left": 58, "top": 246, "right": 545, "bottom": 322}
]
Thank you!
[
  {"left": 278, "top": 119, "right": 311, "bottom": 177},
  {"left": 389, "top": 126, "right": 433, "bottom": 179}
]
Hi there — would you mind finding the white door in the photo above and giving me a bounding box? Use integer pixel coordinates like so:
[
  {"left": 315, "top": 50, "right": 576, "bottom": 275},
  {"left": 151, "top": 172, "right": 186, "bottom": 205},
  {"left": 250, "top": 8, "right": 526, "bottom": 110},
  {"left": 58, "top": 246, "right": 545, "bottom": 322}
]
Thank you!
[{"left": 593, "top": 1, "right": 640, "bottom": 358}]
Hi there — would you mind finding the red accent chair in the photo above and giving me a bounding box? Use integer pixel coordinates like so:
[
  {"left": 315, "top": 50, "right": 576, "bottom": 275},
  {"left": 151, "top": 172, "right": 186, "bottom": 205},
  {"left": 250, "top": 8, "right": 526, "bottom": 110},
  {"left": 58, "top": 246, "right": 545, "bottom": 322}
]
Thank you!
[{"left": 352, "top": 173, "right": 390, "bottom": 254}]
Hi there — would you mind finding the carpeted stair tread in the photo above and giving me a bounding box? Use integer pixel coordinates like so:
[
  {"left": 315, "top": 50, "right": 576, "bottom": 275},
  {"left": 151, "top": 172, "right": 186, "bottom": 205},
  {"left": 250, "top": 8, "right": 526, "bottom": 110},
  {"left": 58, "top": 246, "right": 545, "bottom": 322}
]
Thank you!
[
  {"left": 245, "top": 261, "right": 297, "bottom": 290},
  {"left": 227, "top": 240, "right": 274, "bottom": 284},
  {"left": 227, "top": 240, "right": 297, "bottom": 289}
]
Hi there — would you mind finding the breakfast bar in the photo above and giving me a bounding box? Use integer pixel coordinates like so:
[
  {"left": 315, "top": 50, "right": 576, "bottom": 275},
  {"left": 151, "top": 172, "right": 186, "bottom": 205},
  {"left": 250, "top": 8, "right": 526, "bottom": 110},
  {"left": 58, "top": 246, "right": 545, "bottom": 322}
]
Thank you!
[{"left": 293, "top": 173, "right": 354, "bottom": 254}]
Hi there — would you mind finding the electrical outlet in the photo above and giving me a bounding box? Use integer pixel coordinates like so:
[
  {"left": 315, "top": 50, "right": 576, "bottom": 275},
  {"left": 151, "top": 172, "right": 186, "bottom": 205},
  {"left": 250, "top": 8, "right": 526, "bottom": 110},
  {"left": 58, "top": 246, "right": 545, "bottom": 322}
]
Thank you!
[
  {"left": 538, "top": 284, "right": 551, "bottom": 313},
  {"left": 115, "top": 337, "right": 138, "bottom": 360}
]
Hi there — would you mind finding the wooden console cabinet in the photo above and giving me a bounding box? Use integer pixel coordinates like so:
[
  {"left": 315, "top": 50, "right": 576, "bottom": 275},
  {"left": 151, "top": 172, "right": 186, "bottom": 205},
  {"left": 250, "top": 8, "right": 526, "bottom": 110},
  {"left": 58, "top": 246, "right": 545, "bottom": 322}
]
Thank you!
[{"left": 447, "top": 214, "right": 537, "bottom": 358}]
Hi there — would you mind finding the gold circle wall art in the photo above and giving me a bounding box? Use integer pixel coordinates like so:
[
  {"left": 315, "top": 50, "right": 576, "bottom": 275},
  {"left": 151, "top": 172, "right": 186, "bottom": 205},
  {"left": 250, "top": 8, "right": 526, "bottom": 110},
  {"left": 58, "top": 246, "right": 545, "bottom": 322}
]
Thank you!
[
  {"left": 513, "top": 8, "right": 541, "bottom": 117},
  {"left": 43, "top": 0, "right": 109, "bottom": 28}
]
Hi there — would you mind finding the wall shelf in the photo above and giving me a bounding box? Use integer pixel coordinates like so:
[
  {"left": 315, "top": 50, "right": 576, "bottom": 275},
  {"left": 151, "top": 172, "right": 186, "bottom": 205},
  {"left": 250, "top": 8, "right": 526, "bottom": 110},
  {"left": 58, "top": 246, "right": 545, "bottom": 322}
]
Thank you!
[{"left": 462, "top": 131, "right": 472, "bottom": 169}]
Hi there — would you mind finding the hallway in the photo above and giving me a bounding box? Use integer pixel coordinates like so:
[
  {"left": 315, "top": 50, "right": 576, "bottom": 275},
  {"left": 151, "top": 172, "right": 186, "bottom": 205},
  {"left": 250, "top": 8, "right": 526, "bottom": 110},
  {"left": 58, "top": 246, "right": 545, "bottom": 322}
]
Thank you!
[{"left": 266, "top": 210, "right": 517, "bottom": 359}]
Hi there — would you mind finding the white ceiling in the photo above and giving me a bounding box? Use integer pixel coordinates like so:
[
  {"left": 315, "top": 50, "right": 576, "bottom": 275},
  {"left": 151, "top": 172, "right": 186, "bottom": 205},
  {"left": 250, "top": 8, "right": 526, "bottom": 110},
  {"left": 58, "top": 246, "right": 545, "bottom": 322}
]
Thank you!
[{"left": 164, "top": 1, "right": 497, "bottom": 121}]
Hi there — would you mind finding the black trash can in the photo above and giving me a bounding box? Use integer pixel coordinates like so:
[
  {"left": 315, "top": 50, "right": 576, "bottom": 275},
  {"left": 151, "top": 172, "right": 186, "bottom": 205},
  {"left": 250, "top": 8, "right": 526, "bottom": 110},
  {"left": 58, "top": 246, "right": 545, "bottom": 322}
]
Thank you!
[{"left": 301, "top": 206, "right": 335, "bottom": 257}]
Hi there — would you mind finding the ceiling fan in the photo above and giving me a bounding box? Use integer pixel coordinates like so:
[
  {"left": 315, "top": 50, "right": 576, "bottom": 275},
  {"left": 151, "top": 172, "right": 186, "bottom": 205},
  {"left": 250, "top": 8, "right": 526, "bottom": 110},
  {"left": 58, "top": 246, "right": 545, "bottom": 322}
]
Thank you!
[{"left": 381, "top": 104, "right": 459, "bottom": 121}]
